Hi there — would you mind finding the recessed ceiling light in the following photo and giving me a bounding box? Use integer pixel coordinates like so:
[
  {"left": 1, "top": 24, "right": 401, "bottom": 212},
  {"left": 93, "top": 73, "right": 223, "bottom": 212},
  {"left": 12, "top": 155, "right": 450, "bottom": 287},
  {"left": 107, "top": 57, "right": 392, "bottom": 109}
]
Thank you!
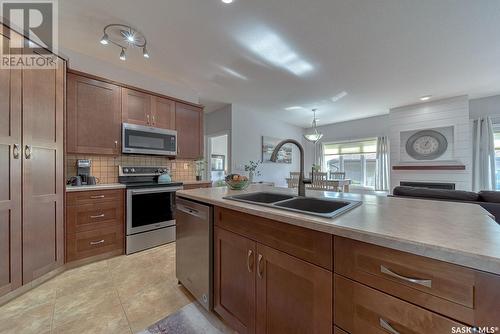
[
  {"left": 420, "top": 95, "right": 432, "bottom": 101},
  {"left": 221, "top": 0, "right": 233, "bottom": 3},
  {"left": 285, "top": 106, "right": 302, "bottom": 111},
  {"left": 331, "top": 91, "right": 348, "bottom": 102}
]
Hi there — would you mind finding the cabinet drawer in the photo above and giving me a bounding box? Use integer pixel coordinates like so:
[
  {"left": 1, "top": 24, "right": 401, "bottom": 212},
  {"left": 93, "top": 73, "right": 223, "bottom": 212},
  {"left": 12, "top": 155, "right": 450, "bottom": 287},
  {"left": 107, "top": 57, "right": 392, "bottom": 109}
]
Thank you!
[
  {"left": 67, "top": 189, "right": 124, "bottom": 206},
  {"left": 215, "top": 207, "right": 332, "bottom": 270},
  {"left": 334, "top": 275, "right": 464, "bottom": 334},
  {"left": 66, "top": 225, "right": 123, "bottom": 262},
  {"left": 66, "top": 201, "right": 124, "bottom": 234},
  {"left": 334, "top": 236, "right": 500, "bottom": 326}
]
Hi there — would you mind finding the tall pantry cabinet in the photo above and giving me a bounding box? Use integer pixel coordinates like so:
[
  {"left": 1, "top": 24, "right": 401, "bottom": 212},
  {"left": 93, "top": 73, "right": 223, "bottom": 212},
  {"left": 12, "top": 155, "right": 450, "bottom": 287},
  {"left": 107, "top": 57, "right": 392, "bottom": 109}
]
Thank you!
[{"left": 0, "top": 25, "right": 65, "bottom": 297}]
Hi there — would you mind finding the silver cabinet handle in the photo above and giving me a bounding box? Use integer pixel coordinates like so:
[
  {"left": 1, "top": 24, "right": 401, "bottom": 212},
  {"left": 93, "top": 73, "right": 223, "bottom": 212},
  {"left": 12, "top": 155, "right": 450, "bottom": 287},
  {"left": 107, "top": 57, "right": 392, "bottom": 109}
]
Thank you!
[
  {"left": 380, "top": 265, "right": 432, "bottom": 288},
  {"left": 90, "top": 239, "right": 105, "bottom": 245},
  {"left": 147, "top": 114, "right": 150, "bottom": 125},
  {"left": 379, "top": 318, "right": 400, "bottom": 334},
  {"left": 257, "top": 254, "right": 264, "bottom": 279},
  {"left": 24, "top": 145, "right": 32, "bottom": 159},
  {"left": 152, "top": 115, "right": 155, "bottom": 125},
  {"left": 13, "top": 144, "right": 20, "bottom": 159},
  {"left": 90, "top": 213, "right": 105, "bottom": 219},
  {"left": 114, "top": 140, "right": 118, "bottom": 148},
  {"left": 247, "top": 249, "right": 254, "bottom": 273},
  {"left": 90, "top": 195, "right": 105, "bottom": 199}
]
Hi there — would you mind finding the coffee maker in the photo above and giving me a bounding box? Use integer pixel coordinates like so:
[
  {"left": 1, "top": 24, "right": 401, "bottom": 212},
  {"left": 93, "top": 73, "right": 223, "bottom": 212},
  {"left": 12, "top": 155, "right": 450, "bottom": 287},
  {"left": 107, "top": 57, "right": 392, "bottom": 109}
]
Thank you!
[{"left": 77, "top": 159, "right": 92, "bottom": 185}]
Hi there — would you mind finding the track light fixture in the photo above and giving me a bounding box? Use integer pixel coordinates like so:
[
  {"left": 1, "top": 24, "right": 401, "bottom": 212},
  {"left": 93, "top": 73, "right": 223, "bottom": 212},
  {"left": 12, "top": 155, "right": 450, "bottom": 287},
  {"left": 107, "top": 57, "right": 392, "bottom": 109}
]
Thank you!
[{"left": 99, "top": 24, "right": 149, "bottom": 61}]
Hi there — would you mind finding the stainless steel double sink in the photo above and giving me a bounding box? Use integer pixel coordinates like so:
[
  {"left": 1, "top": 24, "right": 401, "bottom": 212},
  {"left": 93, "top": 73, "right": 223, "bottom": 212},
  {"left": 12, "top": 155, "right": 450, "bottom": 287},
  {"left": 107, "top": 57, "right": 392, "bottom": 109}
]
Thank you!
[{"left": 223, "top": 192, "right": 362, "bottom": 218}]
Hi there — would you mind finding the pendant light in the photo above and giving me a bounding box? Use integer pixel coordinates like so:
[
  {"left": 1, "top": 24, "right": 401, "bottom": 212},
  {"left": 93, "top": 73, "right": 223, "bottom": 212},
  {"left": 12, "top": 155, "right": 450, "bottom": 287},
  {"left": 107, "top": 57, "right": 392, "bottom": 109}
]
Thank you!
[{"left": 303, "top": 109, "right": 323, "bottom": 143}]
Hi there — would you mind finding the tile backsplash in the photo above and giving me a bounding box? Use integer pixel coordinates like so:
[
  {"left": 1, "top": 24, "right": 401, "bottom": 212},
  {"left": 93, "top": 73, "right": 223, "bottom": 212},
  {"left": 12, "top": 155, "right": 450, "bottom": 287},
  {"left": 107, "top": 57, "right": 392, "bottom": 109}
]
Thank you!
[{"left": 66, "top": 154, "right": 197, "bottom": 184}]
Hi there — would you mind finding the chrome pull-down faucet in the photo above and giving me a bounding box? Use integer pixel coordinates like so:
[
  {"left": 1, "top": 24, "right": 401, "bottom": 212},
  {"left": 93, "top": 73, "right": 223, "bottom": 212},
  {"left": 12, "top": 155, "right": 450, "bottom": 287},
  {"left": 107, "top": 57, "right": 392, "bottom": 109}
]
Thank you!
[{"left": 270, "top": 139, "right": 311, "bottom": 197}]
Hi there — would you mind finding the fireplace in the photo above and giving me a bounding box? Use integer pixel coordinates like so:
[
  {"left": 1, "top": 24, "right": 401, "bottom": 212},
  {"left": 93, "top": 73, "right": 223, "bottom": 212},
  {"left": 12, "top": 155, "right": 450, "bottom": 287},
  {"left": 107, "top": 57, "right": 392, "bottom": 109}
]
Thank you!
[{"left": 400, "top": 181, "right": 455, "bottom": 190}]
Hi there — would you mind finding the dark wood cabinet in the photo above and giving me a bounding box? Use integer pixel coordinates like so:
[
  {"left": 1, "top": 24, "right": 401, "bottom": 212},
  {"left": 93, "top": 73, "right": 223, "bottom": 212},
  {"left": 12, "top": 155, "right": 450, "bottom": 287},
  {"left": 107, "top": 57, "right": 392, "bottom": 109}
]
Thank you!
[
  {"left": 22, "top": 58, "right": 65, "bottom": 283},
  {"left": 214, "top": 227, "right": 256, "bottom": 334},
  {"left": 214, "top": 209, "right": 333, "bottom": 334},
  {"left": 0, "top": 26, "right": 22, "bottom": 296},
  {"left": 122, "top": 88, "right": 176, "bottom": 129},
  {"left": 122, "top": 88, "right": 152, "bottom": 126},
  {"left": 175, "top": 102, "right": 203, "bottom": 159},
  {"left": 152, "top": 96, "right": 175, "bottom": 129},
  {"left": 256, "top": 243, "right": 332, "bottom": 334},
  {"left": 334, "top": 275, "right": 465, "bottom": 334},
  {"left": 67, "top": 73, "right": 121, "bottom": 155},
  {"left": 66, "top": 189, "right": 124, "bottom": 262}
]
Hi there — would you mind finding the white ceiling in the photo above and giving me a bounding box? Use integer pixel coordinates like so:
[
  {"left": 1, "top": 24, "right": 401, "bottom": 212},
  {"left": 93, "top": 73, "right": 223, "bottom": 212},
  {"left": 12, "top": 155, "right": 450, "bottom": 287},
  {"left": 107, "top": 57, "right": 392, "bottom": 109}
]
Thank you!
[{"left": 59, "top": 0, "right": 500, "bottom": 127}]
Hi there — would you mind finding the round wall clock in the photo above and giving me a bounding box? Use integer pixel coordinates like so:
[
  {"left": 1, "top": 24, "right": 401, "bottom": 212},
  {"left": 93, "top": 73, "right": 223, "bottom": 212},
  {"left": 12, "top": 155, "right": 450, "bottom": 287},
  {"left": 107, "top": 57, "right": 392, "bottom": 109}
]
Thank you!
[{"left": 405, "top": 130, "right": 448, "bottom": 160}]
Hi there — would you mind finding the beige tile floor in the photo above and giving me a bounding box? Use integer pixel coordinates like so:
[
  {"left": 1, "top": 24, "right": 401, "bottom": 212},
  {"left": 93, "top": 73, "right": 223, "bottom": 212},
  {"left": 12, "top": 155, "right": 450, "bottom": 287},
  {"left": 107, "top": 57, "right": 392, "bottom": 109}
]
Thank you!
[{"left": 0, "top": 242, "right": 194, "bottom": 334}]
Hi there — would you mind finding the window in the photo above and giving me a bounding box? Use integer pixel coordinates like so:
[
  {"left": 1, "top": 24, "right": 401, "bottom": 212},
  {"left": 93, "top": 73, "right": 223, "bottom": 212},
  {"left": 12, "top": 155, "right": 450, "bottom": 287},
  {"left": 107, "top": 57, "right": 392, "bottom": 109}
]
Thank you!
[
  {"left": 323, "top": 139, "right": 377, "bottom": 187},
  {"left": 494, "top": 132, "right": 500, "bottom": 189}
]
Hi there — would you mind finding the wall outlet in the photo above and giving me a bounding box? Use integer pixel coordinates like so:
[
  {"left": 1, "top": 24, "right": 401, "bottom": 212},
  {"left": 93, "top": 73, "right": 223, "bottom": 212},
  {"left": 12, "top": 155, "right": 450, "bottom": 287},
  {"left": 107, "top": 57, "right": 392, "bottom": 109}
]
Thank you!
[
  {"left": 184, "top": 163, "right": 188, "bottom": 170},
  {"left": 171, "top": 163, "right": 176, "bottom": 170}
]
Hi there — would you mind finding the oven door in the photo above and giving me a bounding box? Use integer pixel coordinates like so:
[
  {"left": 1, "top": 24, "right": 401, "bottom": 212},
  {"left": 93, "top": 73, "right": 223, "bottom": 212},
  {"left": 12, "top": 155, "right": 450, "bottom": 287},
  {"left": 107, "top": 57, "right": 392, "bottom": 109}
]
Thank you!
[
  {"left": 126, "top": 186, "right": 182, "bottom": 235},
  {"left": 122, "top": 123, "right": 177, "bottom": 156}
]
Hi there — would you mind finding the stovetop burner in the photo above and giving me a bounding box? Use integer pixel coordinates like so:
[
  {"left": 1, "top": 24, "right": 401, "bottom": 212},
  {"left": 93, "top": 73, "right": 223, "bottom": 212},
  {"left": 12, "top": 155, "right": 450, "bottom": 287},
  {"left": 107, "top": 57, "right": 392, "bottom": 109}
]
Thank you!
[{"left": 118, "top": 165, "right": 183, "bottom": 188}]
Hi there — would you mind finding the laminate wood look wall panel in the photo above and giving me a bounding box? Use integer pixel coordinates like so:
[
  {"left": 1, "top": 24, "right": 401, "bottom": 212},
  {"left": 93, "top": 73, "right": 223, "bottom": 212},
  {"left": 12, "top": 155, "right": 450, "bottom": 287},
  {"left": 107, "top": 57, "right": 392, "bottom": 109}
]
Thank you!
[
  {"left": 0, "top": 27, "right": 22, "bottom": 296},
  {"left": 389, "top": 96, "right": 472, "bottom": 190}
]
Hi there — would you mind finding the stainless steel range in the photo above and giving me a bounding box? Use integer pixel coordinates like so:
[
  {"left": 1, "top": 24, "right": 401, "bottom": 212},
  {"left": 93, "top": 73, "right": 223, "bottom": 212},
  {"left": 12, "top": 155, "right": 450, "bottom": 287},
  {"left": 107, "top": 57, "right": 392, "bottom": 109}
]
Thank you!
[{"left": 119, "top": 166, "right": 183, "bottom": 254}]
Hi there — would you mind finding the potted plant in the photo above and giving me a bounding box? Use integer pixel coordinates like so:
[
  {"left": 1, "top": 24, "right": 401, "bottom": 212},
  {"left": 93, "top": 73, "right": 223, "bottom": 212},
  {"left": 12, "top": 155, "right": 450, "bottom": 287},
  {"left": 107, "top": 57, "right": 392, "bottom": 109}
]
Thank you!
[
  {"left": 194, "top": 157, "right": 207, "bottom": 181},
  {"left": 244, "top": 160, "right": 262, "bottom": 183},
  {"left": 312, "top": 164, "right": 321, "bottom": 172}
]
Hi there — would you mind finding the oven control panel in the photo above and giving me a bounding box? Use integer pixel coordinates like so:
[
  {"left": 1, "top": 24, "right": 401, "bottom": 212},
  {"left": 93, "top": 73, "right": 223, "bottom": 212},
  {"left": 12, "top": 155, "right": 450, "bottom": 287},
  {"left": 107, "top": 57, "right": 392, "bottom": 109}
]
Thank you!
[{"left": 119, "top": 166, "right": 170, "bottom": 176}]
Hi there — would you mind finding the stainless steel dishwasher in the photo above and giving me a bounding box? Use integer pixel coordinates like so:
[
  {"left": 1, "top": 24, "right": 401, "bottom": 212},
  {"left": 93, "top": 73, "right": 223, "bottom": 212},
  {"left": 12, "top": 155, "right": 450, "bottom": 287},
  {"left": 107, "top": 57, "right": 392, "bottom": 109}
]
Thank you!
[{"left": 175, "top": 197, "right": 213, "bottom": 311}]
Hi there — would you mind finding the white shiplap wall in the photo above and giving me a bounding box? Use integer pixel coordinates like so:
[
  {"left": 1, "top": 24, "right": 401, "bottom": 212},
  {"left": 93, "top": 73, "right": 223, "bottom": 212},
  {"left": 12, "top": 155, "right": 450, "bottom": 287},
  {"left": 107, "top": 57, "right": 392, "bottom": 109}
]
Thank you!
[{"left": 389, "top": 96, "right": 472, "bottom": 190}]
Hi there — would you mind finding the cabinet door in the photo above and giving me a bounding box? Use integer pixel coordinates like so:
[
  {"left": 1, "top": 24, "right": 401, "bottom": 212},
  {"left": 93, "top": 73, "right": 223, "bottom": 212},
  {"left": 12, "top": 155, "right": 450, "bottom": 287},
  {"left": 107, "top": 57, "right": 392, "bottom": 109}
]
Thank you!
[
  {"left": 152, "top": 96, "right": 175, "bottom": 129},
  {"left": 122, "top": 88, "right": 153, "bottom": 126},
  {"left": 0, "top": 27, "right": 22, "bottom": 296},
  {"left": 256, "top": 243, "right": 332, "bottom": 334},
  {"left": 175, "top": 102, "right": 203, "bottom": 159},
  {"left": 67, "top": 73, "right": 121, "bottom": 155},
  {"left": 214, "top": 227, "right": 256, "bottom": 334},
  {"left": 22, "top": 58, "right": 65, "bottom": 283}
]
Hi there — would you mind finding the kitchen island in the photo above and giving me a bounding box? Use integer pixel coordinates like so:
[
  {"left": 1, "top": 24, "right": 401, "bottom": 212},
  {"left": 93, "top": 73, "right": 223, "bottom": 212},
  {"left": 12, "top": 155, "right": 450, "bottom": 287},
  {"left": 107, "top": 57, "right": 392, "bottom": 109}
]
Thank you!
[{"left": 176, "top": 185, "right": 500, "bottom": 334}]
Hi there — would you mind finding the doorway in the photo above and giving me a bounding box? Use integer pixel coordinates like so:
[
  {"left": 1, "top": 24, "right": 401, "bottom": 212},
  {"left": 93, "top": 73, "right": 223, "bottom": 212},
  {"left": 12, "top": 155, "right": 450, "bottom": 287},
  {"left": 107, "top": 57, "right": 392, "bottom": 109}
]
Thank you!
[{"left": 206, "top": 132, "right": 230, "bottom": 184}]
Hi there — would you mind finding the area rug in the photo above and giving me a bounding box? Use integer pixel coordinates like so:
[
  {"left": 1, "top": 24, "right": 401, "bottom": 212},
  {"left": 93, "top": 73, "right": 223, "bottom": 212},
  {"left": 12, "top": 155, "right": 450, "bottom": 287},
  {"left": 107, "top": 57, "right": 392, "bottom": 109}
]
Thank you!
[{"left": 138, "top": 302, "right": 234, "bottom": 334}]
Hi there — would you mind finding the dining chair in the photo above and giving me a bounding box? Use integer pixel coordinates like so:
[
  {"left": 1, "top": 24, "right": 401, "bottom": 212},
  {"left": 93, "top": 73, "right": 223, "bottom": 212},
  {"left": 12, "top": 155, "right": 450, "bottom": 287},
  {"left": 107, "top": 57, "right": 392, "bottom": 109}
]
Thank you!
[
  {"left": 287, "top": 172, "right": 300, "bottom": 188},
  {"left": 309, "top": 172, "right": 328, "bottom": 190},
  {"left": 330, "top": 171, "right": 346, "bottom": 180}
]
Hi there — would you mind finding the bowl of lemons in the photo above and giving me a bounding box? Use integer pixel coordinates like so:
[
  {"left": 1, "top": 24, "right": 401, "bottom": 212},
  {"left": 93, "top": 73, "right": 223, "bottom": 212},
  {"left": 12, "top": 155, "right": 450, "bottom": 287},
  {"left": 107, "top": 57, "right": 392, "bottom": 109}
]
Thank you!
[{"left": 225, "top": 174, "right": 250, "bottom": 190}]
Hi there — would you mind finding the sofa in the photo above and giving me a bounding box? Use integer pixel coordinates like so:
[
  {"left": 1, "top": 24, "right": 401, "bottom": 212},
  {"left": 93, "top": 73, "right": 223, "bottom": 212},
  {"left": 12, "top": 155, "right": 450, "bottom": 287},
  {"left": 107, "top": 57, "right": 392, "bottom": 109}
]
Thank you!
[{"left": 391, "top": 186, "right": 500, "bottom": 223}]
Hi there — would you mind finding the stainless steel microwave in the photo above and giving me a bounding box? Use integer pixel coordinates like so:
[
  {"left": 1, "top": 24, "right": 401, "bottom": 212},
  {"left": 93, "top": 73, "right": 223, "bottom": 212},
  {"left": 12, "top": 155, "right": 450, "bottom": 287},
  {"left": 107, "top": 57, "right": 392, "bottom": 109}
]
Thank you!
[{"left": 122, "top": 123, "right": 177, "bottom": 156}]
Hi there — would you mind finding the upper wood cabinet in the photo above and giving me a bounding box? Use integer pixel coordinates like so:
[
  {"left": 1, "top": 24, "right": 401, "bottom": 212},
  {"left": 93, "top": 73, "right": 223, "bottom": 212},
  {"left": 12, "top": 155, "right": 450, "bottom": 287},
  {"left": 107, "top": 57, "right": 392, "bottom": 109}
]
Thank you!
[
  {"left": 152, "top": 96, "right": 175, "bottom": 129},
  {"left": 67, "top": 73, "right": 121, "bottom": 155},
  {"left": 175, "top": 102, "right": 203, "bottom": 159},
  {"left": 121, "top": 88, "right": 151, "bottom": 126},
  {"left": 122, "top": 88, "right": 176, "bottom": 129}
]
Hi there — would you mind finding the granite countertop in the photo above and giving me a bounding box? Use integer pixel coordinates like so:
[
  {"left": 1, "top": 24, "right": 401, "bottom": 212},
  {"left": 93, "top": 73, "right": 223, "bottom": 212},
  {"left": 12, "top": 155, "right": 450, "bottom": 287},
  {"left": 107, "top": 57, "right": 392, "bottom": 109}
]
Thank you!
[
  {"left": 176, "top": 185, "right": 500, "bottom": 275},
  {"left": 66, "top": 183, "right": 126, "bottom": 192}
]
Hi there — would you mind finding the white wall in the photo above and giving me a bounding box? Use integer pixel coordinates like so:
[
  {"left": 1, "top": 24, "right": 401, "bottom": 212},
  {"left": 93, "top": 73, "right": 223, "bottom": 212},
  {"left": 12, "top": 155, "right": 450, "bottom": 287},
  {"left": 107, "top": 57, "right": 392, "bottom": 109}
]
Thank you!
[
  {"left": 231, "top": 106, "right": 303, "bottom": 187},
  {"left": 63, "top": 48, "right": 199, "bottom": 104},
  {"left": 304, "top": 115, "right": 390, "bottom": 170},
  {"left": 389, "top": 96, "right": 472, "bottom": 190},
  {"left": 204, "top": 105, "right": 232, "bottom": 136},
  {"left": 469, "top": 94, "right": 500, "bottom": 120}
]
